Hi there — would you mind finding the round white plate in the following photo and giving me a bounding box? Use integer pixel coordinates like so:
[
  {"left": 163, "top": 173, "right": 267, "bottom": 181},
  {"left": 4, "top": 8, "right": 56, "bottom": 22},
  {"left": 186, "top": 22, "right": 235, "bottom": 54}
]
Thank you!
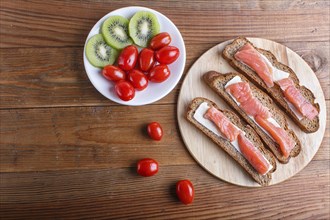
[{"left": 83, "top": 6, "right": 186, "bottom": 106}]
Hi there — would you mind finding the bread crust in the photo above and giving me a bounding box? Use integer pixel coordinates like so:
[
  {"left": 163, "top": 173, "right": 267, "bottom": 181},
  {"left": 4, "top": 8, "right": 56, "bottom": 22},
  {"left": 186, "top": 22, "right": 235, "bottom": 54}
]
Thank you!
[
  {"left": 186, "top": 97, "right": 276, "bottom": 186},
  {"left": 222, "top": 37, "right": 319, "bottom": 133},
  {"left": 203, "top": 71, "right": 301, "bottom": 164}
]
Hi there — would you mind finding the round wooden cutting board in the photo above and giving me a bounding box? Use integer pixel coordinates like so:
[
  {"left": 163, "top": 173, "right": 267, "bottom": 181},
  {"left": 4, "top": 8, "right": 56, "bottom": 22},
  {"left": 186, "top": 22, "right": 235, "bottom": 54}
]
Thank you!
[{"left": 177, "top": 38, "right": 327, "bottom": 187}]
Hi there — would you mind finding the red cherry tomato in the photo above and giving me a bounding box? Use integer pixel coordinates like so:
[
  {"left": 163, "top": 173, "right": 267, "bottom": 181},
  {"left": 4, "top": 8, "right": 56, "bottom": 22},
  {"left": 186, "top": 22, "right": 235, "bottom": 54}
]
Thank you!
[
  {"left": 155, "top": 46, "right": 180, "bottom": 64},
  {"left": 137, "top": 158, "right": 159, "bottom": 177},
  {"left": 139, "top": 48, "right": 155, "bottom": 72},
  {"left": 150, "top": 32, "right": 172, "bottom": 50},
  {"left": 114, "top": 81, "right": 135, "bottom": 101},
  {"left": 102, "top": 65, "right": 126, "bottom": 81},
  {"left": 176, "top": 180, "right": 194, "bottom": 205},
  {"left": 128, "top": 69, "right": 148, "bottom": 91},
  {"left": 118, "top": 45, "right": 138, "bottom": 71},
  {"left": 147, "top": 122, "right": 163, "bottom": 141},
  {"left": 148, "top": 65, "right": 170, "bottom": 83}
]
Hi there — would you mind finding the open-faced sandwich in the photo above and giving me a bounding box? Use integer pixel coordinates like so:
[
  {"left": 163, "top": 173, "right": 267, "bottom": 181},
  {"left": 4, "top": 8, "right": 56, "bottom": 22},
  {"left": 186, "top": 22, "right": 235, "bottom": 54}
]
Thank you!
[
  {"left": 187, "top": 97, "right": 276, "bottom": 186},
  {"left": 223, "top": 37, "right": 320, "bottom": 133},
  {"left": 204, "top": 71, "right": 301, "bottom": 164}
]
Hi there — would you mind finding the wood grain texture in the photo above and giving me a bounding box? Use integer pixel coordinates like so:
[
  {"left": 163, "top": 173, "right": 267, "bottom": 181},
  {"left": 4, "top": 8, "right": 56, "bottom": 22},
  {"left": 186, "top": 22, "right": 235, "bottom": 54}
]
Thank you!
[
  {"left": 0, "top": 0, "right": 329, "bottom": 48},
  {"left": 177, "top": 38, "right": 327, "bottom": 186},
  {"left": 0, "top": 0, "right": 329, "bottom": 219},
  {"left": 1, "top": 162, "right": 329, "bottom": 219},
  {"left": 0, "top": 42, "right": 328, "bottom": 109}
]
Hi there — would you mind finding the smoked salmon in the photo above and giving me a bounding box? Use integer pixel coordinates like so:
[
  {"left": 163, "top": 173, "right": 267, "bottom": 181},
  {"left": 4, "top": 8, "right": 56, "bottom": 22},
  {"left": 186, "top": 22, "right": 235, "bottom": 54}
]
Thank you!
[
  {"left": 255, "top": 115, "right": 295, "bottom": 158},
  {"left": 277, "top": 78, "right": 318, "bottom": 120},
  {"left": 204, "top": 106, "right": 240, "bottom": 142},
  {"left": 235, "top": 43, "right": 274, "bottom": 87},
  {"left": 237, "top": 133, "right": 271, "bottom": 175},
  {"left": 226, "top": 82, "right": 271, "bottom": 119}
]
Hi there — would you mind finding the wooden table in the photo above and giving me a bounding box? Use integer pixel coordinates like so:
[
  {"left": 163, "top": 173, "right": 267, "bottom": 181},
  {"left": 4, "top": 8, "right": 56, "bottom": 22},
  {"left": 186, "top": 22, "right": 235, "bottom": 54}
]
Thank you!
[{"left": 1, "top": 1, "right": 329, "bottom": 219}]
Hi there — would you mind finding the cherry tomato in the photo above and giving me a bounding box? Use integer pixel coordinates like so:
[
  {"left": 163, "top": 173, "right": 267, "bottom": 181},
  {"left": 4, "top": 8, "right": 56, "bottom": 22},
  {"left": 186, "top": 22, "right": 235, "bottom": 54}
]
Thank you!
[
  {"left": 155, "top": 46, "right": 180, "bottom": 64},
  {"left": 102, "top": 65, "right": 126, "bottom": 81},
  {"left": 139, "top": 48, "right": 155, "bottom": 72},
  {"left": 148, "top": 65, "right": 170, "bottom": 83},
  {"left": 128, "top": 69, "right": 148, "bottom": 91},
  {"left": 118, "top": 45, "right": 138, "bottom": 71},
  {"left": 176, "top": 180, "right": 194, "bottom": 205},
  {"left": 114, "top": 81, "right": 135, "bottom": 101},
  {"left": 137, "top": 158, "right": 159, "bottom": 177},
  {"left": 150, "top": 32, "right": 172, "bottom": 50},
  {"left": 147, "top": 122, "right": 163, "bottom": 141}
]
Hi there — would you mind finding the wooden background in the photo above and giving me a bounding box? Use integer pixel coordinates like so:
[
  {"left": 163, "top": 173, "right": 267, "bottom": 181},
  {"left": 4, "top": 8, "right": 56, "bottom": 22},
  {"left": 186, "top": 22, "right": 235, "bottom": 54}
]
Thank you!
[{"left": 0, "top": 0, "right": 329, "bottom": 219}]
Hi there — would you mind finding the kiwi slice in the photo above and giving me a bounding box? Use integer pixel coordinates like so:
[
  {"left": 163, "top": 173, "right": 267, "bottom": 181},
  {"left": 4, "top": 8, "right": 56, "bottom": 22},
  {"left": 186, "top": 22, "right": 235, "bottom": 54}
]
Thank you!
[
  {"left": 101, "top": 15, "right": 133, "bottom": 49},
  {"left": 85, "top": 34, "right": 118, "bottom": 68},
  {"left": 129, "top": 11, "right": 160, "bottom": 47}
]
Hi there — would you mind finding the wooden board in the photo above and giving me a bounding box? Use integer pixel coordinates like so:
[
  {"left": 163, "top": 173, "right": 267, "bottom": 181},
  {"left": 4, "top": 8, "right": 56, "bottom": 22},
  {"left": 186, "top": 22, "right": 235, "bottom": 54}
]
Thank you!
[{"left": 177, "top": 38, "right": 327, "bottom": 187}]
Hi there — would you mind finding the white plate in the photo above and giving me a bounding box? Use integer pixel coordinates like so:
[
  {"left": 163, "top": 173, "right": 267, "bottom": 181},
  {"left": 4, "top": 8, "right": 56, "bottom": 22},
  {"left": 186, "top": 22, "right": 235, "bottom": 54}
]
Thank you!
[{"left": 83, "top": 6, "right": 186, "bottom": 106}]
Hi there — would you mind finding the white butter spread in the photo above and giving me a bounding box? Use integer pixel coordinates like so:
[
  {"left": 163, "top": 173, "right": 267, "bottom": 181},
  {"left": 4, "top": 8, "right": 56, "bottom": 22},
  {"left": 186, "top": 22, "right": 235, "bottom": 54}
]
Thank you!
[
  {"left": 259, "top": 53, "right": 290, "bottom": 82},
  {"left": 225, "top": 76, "right": 243, "bottom": 106},
  {"left": 284, "top": 98, "right": 304, "bottom": 120},
  {"left": 193, "top": 102, "right": 272, "bottom": 174}
]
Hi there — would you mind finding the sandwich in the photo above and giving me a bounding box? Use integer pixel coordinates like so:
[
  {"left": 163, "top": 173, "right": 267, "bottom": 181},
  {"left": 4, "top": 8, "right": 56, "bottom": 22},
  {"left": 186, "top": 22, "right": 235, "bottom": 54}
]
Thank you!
[
  {"left": 203, "top": 71, "right": 301, "bottom": 164},
  {"left": 186, "top": 97, "right": 276, "bottom": 186},
  {"left": 223, "top": 37, "right": 319, "bottom": 133}
]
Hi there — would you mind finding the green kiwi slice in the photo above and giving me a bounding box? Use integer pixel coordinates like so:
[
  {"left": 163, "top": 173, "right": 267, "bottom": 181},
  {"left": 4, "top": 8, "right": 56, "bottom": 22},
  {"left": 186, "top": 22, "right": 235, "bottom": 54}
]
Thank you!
[
  {"left": 129, "top": 11, "right": 160, "bottom": 47},
  {"left": 85, "top": 34, "right": 118, "bottom": 68},
  {"left": 101, "top": 15, "right": 133, "bottom": 49}
]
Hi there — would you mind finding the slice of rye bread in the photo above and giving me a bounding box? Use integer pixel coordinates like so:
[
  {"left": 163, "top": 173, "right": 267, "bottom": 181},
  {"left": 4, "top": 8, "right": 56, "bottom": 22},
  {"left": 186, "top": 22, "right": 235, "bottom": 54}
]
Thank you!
[
  {"left": 186, "top": 97, "right": 276, "bottom": 186},
  {"left": 203, "top": 71, "right": 301, "bottom": 164},
  {"left": 222, "top": 37, "right": 320, "bottom": 133}
]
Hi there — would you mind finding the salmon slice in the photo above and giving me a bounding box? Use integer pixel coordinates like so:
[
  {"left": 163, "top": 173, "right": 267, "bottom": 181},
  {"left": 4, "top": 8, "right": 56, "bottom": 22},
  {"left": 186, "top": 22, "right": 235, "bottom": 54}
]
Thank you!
[
  {"left": 204, "top": 106, "right": 240, "bottom": 142},
  {"left": 277, "top": 78, "right": 318, "bottom": 120},
  {"left": 235, "top": 43, "right": 274, "bottom": 87},
  {"left": 237, "top": 133, "right": 271, "bottom": 175},
  {"left": 255, "top": 115, "right": 295, "bottom": 158},
  {"left": 226, "top": 82, "right": 271, "bottom": 119}
]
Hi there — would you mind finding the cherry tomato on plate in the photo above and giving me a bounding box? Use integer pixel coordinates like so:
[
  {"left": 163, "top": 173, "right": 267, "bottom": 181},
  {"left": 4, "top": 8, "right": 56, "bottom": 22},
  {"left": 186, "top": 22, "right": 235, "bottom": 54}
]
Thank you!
[
  {"left": 155, "top": 46, "right": 180, "bottom": 64},
  {"left": 139, "top": 48, "right": 155, "bottom": 72},
  {"left": 118, "top": 45, "right": 138, "bottom": 71},
  {"left": 137, "top": 158, "right": 159, "bottom": 177},
  {"left": 176, "top": 180, "right": 194, "bottom": 205},
  {"left": 148, "top": 65, "right": 170, "bottom": 83},
  {"left": 147, "top": 122, "right": 163, "bottom": 141},
  {"left": 102, "top": 65, "right": 126, "bottom": 81},
  {"left": 114, "top": 80, "right": 135, "bottom": 101},
  {"left": 128, "top": 69, "right": 148, "bottom": 91},
  {"left": 150, "top": 32, "right": 171, "bottom": 50}
]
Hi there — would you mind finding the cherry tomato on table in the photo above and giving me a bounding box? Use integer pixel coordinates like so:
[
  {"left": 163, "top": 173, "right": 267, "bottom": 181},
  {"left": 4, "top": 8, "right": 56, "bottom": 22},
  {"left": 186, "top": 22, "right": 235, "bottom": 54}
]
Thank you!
[
  {"left": 150, "top": 32, "right": 172, "bottom": 50},
  {"left": 147, "top": 122, "right": 163, "bottom": 141},
  {"left": 148, "top": 65, "right": 170, "bottom": 83},
  {"left": 176, "top": 180, "right": 194, "bottom": 205},
  {"left": 128, "top": 69, "right": 148, "bottom": 91},
  {"left": 137, "top": 158, "right": 159, "bottom": 177},
  {"left": 155, "top": 46, "right": 180, "bottom": 64},
  {"left": 139, "top": 48, "right": 155, "bottom": 72},
  {"left": 102, "top": 65, "right": 126, "bottom": 81},
  {"left": 118, "top": 45, "right": 138, "bottom": 71},
  {"left": 114, "top": 81, "right": 135, "bottom": 101}
]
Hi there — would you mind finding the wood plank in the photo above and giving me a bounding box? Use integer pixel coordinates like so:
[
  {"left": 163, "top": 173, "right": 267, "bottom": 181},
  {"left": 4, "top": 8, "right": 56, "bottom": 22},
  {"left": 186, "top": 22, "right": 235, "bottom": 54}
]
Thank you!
[
  {"left": 0, "top": 0, "right": 329, "bottom": 48},
  {"left": 0, "top": 104, "right": 194, "bottom": 172},
  {"left": 0, "top": 41, "right": 328, "bottom": 109},
  {"left": 0, "top": 101, "right": 328, "bottom": 173},
  {"left": 0, "top": 160, "right": 329, "bottom": 219}
]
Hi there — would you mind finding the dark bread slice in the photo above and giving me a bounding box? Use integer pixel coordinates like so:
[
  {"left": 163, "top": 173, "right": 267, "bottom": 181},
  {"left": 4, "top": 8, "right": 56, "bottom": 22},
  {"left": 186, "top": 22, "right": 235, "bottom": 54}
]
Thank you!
[
  {"left": 222, "top": 37, "right": 319, "bottom": 133},
  {"left": 204, "top": 71, "right": 301, "bottom": 164},
  {"left": 186, "top": 97, "right": 276, "bottom": 186}
]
